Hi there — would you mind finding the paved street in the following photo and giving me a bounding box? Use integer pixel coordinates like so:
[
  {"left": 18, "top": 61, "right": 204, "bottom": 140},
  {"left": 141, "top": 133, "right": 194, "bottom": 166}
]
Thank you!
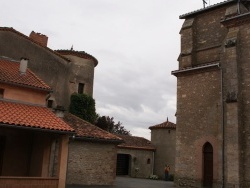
[{"left": 67, "top": 176, "right": 175, "bottom": 188}]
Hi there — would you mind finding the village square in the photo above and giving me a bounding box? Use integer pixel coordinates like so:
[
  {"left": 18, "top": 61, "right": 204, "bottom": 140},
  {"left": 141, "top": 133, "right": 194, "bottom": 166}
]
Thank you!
[{"left": 1, "top": 0, "right": 250, "bottom": 188}]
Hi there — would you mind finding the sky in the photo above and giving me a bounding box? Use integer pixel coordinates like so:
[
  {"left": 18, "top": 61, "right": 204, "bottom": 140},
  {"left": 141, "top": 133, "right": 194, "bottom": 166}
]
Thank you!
[{"left": 1, "top": 0, "right": 224, "bottom": 140}]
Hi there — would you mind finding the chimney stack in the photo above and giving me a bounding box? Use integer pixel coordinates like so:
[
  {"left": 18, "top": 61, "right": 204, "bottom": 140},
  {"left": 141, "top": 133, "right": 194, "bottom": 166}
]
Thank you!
[
  {"left": 19, "top": 58, "right": 28, "bottom": 75},
  {"left": 29, "top": 31, "right": 48, "bottom": 47}
]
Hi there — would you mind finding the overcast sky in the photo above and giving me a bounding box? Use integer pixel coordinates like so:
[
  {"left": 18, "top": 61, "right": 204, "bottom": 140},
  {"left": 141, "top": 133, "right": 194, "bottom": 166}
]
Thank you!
[{"left": 1, "top": 0, "right": 224, "bottom": 140}]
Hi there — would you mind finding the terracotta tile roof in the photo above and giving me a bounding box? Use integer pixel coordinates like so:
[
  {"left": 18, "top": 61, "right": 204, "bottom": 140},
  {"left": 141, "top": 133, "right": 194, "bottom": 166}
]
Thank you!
[
  {"left": 63, "top": 113, "right": 123, "bottom": 143},
  {"left": 0, "top": 27, "right": 70, "bottom": 62},
  {"left": 0, "top": 58, "right": 51, "bottom": 91},
  {"left": 117, "top": 135, "right": 155, "bottom": 151},
  {"left": 0, "top": 100, "right": 74, "bottom": 133},
  {"left": 56, "top": 50, "right": 98, "bottom": 67},
  {"left": 149, "top": 119, "right": 176, "bottom": 130}
]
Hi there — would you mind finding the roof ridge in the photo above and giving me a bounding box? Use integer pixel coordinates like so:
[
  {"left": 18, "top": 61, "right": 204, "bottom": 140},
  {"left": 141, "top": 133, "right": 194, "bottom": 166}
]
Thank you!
[
  {"left": 180, "top": 0, "right": 236, "bottom": 19},
  {"left": 56, "top": 49, "right": 98, "bottom": 67},
  {"left": 0, "top": 27, "right": 70, "bottom": 62}
]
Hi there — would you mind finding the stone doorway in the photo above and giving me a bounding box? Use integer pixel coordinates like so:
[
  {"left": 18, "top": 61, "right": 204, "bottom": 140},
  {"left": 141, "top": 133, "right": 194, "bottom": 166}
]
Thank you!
[
  {"left": 203, "top": 142, "right": 213, "bottom": 187},
  {"left": 116, "top": 154, "right": 130, "bottom": 175}
]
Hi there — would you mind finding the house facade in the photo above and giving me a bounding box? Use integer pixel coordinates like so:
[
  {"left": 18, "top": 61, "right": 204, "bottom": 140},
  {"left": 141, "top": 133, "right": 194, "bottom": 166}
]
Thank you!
[
  {"left": 116, "top": 135, "right": 155, "bottom": 179},
  {"left": 0, "top": 57, "right": 74, "bottom": 188},
  {"left": 149, "top": 119, "right": 176, "bottom": 180},
  {"left": 172, "top": 0, "right": 250, "bottom": 187}
]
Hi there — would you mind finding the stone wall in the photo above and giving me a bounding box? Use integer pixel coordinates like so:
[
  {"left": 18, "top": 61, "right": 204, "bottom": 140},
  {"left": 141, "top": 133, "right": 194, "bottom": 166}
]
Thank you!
[
  {"left": 67, "top": 141, "right": 117, "bottom": 185},
  {"left": 175, "top": 1, "right": 250, "bottom": 187},
  {"left": 117, "top": 148, "right": 154, "bottom": 178}
]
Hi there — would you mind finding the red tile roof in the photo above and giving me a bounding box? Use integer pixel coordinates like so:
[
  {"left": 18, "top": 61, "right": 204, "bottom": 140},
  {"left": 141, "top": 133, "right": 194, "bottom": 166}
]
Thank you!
[
  {"left": 56, "top": 50, "right": 98, "bottom": 67},
  {"left": 0, "top": 100, "right": 74, "bottom": 132},
  {"left": 63, "top": 113, "right": 123, "bottom": 143},
  {"left": 0, "top": 58, "right": 51, "bottom": 91},
  {"left": 149, "top": 119, "right": 176, "bottom": 130},
  {"left": 117, "top": 135, "right": 155, "bottom": 151}
]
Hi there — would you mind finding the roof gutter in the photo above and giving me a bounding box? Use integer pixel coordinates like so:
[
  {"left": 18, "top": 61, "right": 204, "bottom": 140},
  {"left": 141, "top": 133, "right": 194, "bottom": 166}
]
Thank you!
[
  {"left": 0, "top": 80, "right": 52, "bottom": 92},
  {"left": 0, "top": 123, "right": 75, "bottom": 135}
]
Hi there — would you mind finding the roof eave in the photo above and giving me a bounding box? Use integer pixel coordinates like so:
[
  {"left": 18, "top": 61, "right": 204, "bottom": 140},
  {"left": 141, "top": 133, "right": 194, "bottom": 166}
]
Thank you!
[
  {"left": 74, "top": 136, "right": 123, "bottom": 144},
  {"left": 180, "top": 0, "right": 236, "bottom": 19},
  {"left": 0, "top": 80, "right": 52, "bottom": 92},
  {"left": 117, "top": 145, "right": 156, "bottom": 151},
  {"left": 0, "top": 123, "right": 75, "bottom": 135},
  {"left": 171, "top": 62, "right": 220, "bottom": 77}
]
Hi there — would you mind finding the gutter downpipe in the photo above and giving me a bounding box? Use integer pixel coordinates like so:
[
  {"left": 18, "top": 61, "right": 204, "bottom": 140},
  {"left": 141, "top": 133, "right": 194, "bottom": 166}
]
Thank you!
[
  {"left": 237, "top": 0, "right": 241, "bottom": 14},
  {"left": 220, "top": 65, "right": 225, "bottom": 188},
  {"left": 152, "top": 151, "right": 155, "bottom": 175}
]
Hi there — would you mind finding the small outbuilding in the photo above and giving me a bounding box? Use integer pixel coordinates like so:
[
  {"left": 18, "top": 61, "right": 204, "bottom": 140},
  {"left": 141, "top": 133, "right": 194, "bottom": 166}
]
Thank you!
[
  {"left": 116, "top": 135, "right": 156, "bottom": 179},
  {"left": 63, "top": 113, "right": 123, "bottom": 186}
]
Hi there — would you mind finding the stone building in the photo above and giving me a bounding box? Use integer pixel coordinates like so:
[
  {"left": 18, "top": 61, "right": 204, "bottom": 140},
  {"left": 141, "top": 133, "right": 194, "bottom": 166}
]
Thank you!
[
  {"left": 149, "top": 119, "right": 176, "bottom": 179},
  {"left": 63, "top": 113, "right": 122, "bottom": 186},
  {"left": 0, "top": 27, "right": 98, "bottom": 109},
  {"left": 172, "top": 0, "right": 250, "bottom": 187},
  {"left": 116, "top": 135, "right": 155, "bottom": 179}
]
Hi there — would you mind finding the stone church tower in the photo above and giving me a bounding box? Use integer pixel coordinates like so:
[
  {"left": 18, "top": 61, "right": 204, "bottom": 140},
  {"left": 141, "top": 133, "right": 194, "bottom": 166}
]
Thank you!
[{"left": 172, "top": 1, "right": 250, "bottom": 187}]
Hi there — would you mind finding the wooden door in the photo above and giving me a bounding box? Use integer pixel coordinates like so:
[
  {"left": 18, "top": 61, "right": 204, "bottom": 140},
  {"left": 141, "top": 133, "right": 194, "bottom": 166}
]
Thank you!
[
  {"left": 116, "top": 154, "right": 130, "bottom": 175},
  {"left": 0, "top": 136, "right": 5, "bottom": 175},
  {"left": 203, "top": 142, "right": 213, "bottom": 187}
]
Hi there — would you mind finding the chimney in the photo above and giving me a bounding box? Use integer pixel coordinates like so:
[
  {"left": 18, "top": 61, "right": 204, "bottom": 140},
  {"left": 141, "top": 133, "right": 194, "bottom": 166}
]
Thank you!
[
  {"left": 19, "top": 58, "right": 28, "bottom": 75},
  {"left": 29, "top": 31, "right": 48, "bottom": 47}
]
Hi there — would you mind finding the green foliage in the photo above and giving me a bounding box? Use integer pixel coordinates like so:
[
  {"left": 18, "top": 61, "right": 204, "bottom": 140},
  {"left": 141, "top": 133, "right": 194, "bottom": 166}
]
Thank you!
[
  {"left": 69, "top": 93, "right": 97, "bottom": 124},
  {"left": 148, "top": 175, "right": 159, "bottom": 180},
  {"left": 95, "top": 115, "right": 131, "bottom": 135}
]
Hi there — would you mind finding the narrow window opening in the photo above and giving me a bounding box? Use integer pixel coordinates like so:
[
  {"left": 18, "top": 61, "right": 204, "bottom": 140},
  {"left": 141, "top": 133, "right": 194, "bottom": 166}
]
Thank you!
[
  {"left": 78, "top": 83, "right": 84, "bottom": 94},
  {"left": 0, "top": 88, "right": 4, "bottom": 98},
  {"left": 47, "top": 100, "right": 53, "bottom": 108},
  {"left": 168, "top": 130, "right": 171, "bottom": 134},
  {"left": 147, "top": 158, "right": 151, "bottom": 164}
]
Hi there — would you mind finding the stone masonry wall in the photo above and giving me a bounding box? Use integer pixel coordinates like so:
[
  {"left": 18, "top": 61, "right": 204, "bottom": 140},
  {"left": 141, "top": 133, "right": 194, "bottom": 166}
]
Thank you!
[
  {"left": 117, "top": 148, "right": 154, "bottom": 179},
  {"left": 67, "top": 141, "right": 117, "bottom": 186},
  {"left": 237, "top": 23, "right": 250, "bottom": 186},
  {"left": 175, "top": 70, "right": 222, "bottom": 187}
]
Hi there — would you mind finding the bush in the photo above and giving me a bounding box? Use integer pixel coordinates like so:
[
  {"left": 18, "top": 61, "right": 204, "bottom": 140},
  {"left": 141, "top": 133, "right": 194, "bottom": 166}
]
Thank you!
[
  {"left": 69, "top": 93, "right": 97, "bottom": 124},
  {"left": 148, "top": 175, "right": 159, "bottom": 180}
]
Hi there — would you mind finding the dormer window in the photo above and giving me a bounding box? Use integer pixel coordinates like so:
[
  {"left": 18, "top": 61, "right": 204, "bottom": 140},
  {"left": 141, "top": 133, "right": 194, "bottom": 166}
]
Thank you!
[
  {"left": 0, "top": 89, "right": 4, "bottom": 98},
  {"left": 78, "top": 83, "right": 84, "bottom": 94}
]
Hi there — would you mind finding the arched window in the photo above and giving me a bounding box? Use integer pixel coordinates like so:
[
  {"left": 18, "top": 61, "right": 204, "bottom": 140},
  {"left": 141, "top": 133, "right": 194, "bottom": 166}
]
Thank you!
[{"left": 203, "top": 142, "right": 213, "bottom": 187}]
